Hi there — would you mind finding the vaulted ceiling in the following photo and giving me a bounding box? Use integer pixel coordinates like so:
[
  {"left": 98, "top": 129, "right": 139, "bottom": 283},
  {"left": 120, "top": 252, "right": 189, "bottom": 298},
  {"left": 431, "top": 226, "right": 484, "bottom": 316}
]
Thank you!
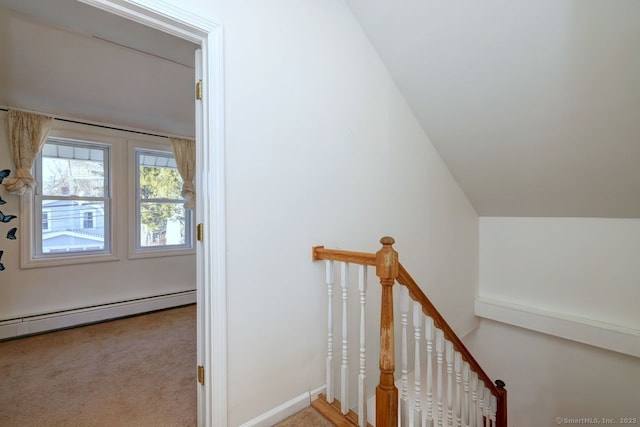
[
  {"left": 0, "top": 0, "right": 197, "bottom": 137},
  {"left": 346, "top": 0, "right": 640, "bottom": 217},
  {"left": 0, "top": 0, "right": 196, "bottom": 67},
  {"left": 2, "top": 1, "right": 639, "bottom": 217}
]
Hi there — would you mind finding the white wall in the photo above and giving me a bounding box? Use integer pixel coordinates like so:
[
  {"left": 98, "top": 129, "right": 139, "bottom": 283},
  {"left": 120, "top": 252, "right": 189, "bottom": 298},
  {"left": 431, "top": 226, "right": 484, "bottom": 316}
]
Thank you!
[
  {"left": 0, "top": 114, "right": 196, "bottom": 320},
  {"left": 464, "top": 319, "right": 640, "bottom": 427},
  {"left": 480, "top": 217, "right": 640, "bottom": 329},
  {"left": 2, "top": 0, "right": 480, "bottom": 423},
  {"left": 151, "top": 0, "right": 479, "bottom": 425},
  {"left": 477, "top": 217, "right": 640, "bottom": 425}
]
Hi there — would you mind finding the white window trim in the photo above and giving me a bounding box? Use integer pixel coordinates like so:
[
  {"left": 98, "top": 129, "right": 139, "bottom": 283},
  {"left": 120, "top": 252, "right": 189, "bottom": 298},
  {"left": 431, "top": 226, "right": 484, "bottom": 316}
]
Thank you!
[
  {"left": 20, "top": 121, "right": 122, "bottom": 269},
  {"left": 19, "top": 120, "right": 195, "bottom": 267},
  {"left": 127, "top": 139, "right": 195, "bottom": 260}
]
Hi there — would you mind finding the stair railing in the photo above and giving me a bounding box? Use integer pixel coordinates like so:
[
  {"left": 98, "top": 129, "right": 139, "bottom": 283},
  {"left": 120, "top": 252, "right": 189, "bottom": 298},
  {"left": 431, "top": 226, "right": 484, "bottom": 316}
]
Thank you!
[{"left": 312, "top": 237, "right": 507, "bottom": 427}]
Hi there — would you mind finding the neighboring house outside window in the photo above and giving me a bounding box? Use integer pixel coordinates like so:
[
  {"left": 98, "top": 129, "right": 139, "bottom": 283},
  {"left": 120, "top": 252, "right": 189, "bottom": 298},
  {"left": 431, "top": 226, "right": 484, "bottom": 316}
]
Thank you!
[
  {"left": 83, "top": 211, "right": 95, "bottom": 229},
  {"left": 42, "top": 209, "right": 51, "bottom": 231}
]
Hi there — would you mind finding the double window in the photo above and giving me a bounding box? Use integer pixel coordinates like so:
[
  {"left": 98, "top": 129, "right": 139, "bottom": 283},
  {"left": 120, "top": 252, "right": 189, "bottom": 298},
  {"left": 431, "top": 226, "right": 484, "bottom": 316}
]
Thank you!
[{"left": 24, "top": 125, "right": 193, "bottom": 267}]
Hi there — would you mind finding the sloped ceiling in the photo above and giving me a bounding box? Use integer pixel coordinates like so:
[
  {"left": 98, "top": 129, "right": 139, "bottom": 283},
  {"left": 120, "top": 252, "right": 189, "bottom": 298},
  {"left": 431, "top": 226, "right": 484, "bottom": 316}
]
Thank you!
[
  {"left": 0, "top": 0, "right": 197, "bottom": 137},
  {"left": 0, "top": 0, "right": 196, "bottom": 67},
  {"left": 2, "top": 1, "right": 639, "bottom": 217},
  {"left": 346, "top": 0, "right": 640, "bottom": 217}
]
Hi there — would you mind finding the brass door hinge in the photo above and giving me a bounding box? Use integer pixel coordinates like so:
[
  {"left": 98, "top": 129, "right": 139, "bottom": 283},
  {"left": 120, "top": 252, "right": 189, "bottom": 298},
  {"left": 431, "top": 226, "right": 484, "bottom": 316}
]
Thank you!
[
  {"left": 196, "top": 223, "right": 204, "bottom": 242},
  {"left": 197, "top": 365, "right": 205, "bottom": 385},
  {"left": 196, "top": 80, "right": 203, "bottom": 100}
]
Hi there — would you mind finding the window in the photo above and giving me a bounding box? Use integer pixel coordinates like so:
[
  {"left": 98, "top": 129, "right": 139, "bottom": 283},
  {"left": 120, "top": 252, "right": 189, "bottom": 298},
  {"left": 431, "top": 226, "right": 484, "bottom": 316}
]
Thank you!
[
  {"left": 83, "top": 211, "right": 95, "bottom": 229},
  {"left": 42, "top": 210, "right": 51, "bottom": 231},
  {"left": 21, "top": 121, "right": 193, "bottom": 268},
  {"left": 134, "top": 148, "right": 192, "bottom": 254},
  {"left": 33, "top": 139, "right": 111, "bottom": 259}
]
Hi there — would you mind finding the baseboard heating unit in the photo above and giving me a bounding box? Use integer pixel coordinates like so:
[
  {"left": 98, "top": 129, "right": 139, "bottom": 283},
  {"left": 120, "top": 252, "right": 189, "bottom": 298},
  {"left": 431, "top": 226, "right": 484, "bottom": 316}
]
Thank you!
[{"left": 0, "top": 290, "right": 196, "bottom": 340}]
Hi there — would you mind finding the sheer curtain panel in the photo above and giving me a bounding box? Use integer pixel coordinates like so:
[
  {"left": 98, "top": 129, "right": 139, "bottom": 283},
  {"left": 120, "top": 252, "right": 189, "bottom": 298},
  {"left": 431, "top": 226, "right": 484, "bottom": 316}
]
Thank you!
[
  {"left": 4, "top": 109, "right": 53, "bottom": 195},
  {"left": 170, "top": 137, "right": 196, "bottom": 209}
]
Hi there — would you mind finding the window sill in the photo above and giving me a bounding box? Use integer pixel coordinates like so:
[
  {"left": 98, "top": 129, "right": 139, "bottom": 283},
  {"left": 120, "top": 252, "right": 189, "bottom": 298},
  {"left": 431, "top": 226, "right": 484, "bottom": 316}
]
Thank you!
[
  {"left": 128, "top": 248, "right": 195, "bottom": 260},
  {"left": 21, "top": 253, "right": 120, "bottom": 269}
]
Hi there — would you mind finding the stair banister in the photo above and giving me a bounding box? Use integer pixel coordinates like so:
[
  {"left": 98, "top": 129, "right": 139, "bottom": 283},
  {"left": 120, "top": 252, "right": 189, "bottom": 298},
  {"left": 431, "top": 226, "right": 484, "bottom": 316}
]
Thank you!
[
  {"left": 312, "top": 237, "right": 507, "bottom": 427},
  {"left": 396, "top": 263, "right": 508, "bottom": 426}
]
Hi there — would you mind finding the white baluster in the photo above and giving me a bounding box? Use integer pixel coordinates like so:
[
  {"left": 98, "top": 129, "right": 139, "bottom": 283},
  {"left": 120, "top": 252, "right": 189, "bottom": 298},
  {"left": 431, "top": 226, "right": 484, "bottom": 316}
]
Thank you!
[
  {"left": 425, "top": 317, "right": 435, "bottom": 427},
  {"left": 470, "top": 372, "right": 478, "bottom": 427},
  {"left": 358, "top": 265, "right": 367, "bottom": 427},
  {"left": 399, "top": 286, "right": 410, "bottom": 426},
  {"left": 445, "top": 341, "right": 453, "bottom": 427},
  {"left": 326, "top": 260, "right": 334, "bottom": 403},
  {"left": 340, "top": 262, "right": 349, "bottom": 414},
  {"left": 454, "top": 352, "right": 462, "bottom": 427},
  {"left": 413, "top": 301, "right": 423, "bottom": 426},
  {"left": 436, "top": 329, "right": 444, "bottom": 427},
  {"left": 490, "top": 394, "right": 497, "bottom": 427},
  {"left": 462, "top": 362, "right": 470, "bottom": 427},
  {"left": 476, "top": 381, "right": 484, "bottom": 427},
  {"left": 483, "top": 388, "right": 491, "bottom": 426}
]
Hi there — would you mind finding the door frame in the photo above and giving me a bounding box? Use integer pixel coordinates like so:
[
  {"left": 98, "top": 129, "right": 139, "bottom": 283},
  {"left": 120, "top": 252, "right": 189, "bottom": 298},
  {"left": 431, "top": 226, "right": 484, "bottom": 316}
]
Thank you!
[{"left": 77, "top": 1, "right": 227, "bottom": 426}]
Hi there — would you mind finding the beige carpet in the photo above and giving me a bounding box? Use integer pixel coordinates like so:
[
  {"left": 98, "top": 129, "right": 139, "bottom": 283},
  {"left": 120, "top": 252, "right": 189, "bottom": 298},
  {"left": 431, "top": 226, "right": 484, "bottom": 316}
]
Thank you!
[
  {"left": 0, "top": 305, "right": 197, "bottom": 427},
  {"left": 274, "top": 407, "right": 334, "bottom": 426}
]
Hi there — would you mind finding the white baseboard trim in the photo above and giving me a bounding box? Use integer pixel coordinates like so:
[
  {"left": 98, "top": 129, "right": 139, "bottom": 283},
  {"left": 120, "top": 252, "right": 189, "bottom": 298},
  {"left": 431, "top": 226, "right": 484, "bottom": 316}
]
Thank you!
[
  {"left": 309, "top": 385, "right": 326, "bottom": 401},
  {"left": 0, "top": 290, "right": 196, "bottom": 340},
  {"left": 475, "top": 297, "right": 640, "bottom": 358},
  {"left": 239, "top": 386, "right": 326, "bottom": 427}
]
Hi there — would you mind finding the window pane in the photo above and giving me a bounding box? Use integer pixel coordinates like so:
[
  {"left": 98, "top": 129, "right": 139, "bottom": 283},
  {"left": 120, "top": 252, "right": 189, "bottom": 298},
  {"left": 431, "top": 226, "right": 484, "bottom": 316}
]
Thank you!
[
  {"left": 138, "top": 156, "right": 182, "bottom": 200},
  {"left": 41, "top": 142, "right": 106, "bottom": 197},
  {"left": 41, "top": 200, "right": 105, "bottom": 254},
  {"left": 139, "top": 202, "right": 186, "bottom": 247}
]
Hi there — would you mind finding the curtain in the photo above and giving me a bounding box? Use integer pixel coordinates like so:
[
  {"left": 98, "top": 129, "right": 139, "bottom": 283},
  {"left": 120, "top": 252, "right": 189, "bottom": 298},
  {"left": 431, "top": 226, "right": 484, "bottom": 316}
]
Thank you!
[
  {"left": 4, "top": 110, "right": 53, "bottom": 195},
  {"left": 170, "top": 137, "right": 196, "bottom": 209}
]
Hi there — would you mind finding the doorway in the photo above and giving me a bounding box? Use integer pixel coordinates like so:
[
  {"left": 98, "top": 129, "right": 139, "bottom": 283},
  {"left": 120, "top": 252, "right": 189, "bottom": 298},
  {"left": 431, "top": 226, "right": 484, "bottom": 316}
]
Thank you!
[
  {"left": 0, "top": 0, "right": 226, "bottom": 425},
  {"left": 73, "top": 2, "right": 227, "bottom": 426}
]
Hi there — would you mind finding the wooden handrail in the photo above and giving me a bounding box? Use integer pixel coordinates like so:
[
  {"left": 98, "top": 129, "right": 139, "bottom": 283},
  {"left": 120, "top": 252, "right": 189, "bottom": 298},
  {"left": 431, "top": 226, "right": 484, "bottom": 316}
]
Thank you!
[
  {"left": 396, "top": 264, "right": 501, "bottom": 397},
  {"left": 397, "top": 263, "right": 508, "bottom": 426},
  {"left": 312, "top": 237, "right": 507, "bottom": 427},
  {"left": 312, "top": 246, "right": 377, "bottom": 266}
]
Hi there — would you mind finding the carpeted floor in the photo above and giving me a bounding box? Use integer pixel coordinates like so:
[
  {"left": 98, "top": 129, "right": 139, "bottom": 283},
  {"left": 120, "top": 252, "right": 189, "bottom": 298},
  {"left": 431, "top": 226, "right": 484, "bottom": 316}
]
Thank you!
[
  {"left": 0, "top": 305, "right": 197, "bottom": 427},
  {"left": 274, "top": 407, "right": 334, "bottom": 426}
]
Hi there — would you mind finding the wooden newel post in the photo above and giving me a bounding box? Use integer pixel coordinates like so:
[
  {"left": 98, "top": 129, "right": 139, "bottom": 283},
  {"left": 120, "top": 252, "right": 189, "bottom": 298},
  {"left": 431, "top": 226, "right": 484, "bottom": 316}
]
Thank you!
[
  {"left": 495, "top": 379, "right": 507, "bottom": 427},
  {"left": 375, "top": 236, "right": 399, "bottom": 427}
]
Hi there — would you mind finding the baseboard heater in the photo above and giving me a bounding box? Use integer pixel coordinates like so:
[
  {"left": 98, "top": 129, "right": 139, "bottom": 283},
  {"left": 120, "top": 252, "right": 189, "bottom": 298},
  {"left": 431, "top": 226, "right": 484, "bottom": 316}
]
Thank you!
[{"left": 0, "top": 290, "right": 196, "bottom": 340}]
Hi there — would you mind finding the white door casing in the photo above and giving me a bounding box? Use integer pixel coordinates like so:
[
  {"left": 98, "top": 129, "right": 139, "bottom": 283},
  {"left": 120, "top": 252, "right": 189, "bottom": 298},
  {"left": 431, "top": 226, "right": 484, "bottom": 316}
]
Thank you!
[{"left": 76, "top": 1, "right": 227, "bottom": 426}]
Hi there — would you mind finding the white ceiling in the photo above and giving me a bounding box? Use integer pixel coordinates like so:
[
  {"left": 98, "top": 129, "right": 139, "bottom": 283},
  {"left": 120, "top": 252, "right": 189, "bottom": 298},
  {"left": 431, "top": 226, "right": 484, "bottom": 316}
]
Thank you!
[
  {"left": 0, "top": 0, "right": 197, "bottom": 67},
  {"left": 2, "top": 1, "right": 639, "bottom": 217},
  {"left": 0, "top": 0, "right": 197, "bottom": 137},
  {"left": 346, "top": 0, "right": 640, "bottom": 218}
]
